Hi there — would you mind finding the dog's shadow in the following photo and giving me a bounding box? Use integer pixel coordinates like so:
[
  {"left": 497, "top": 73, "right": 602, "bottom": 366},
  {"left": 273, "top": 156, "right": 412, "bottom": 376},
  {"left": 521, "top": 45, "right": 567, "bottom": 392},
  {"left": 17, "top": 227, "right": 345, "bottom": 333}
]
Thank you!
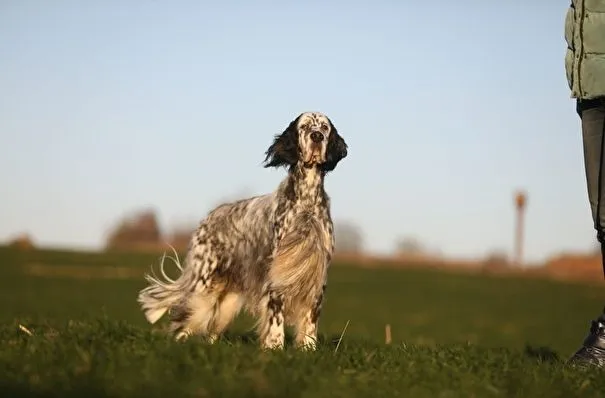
[
  {"left": 220, "top": 329, "right": 258, "bottom": 345},
  {"left": 523, "top": 344, "right": 561, "bottom": 363}
]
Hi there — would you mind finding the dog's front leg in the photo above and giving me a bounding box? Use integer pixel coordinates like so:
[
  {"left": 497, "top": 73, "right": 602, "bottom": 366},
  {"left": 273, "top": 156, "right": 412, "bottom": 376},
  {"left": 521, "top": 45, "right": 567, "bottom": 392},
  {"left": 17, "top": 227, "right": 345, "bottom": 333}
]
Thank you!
[
  {"left": 295, "top": 285, "right": 325, "bottom": 351},
  {"left": 259, "top": 290, "right": 285, "bottom": 350}
]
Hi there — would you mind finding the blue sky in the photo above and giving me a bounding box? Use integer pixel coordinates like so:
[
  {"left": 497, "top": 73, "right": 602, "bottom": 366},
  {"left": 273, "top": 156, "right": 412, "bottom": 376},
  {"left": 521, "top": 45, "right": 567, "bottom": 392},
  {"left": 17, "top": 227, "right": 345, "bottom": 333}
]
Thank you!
[{"left": 0, "top": 1, "right": 591, "bottom": 263}]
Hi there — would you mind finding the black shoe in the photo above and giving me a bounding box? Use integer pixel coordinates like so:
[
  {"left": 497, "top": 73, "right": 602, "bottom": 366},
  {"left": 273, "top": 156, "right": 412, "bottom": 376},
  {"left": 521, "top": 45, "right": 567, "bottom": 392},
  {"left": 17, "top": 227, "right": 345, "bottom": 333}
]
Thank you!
[{"left": 568, "top": 311, "right": 605, "bottom": 368}]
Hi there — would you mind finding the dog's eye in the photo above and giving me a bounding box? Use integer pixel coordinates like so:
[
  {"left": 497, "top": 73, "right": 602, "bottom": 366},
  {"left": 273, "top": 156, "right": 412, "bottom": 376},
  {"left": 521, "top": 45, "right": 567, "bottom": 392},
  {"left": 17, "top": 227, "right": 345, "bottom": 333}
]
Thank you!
[{"left": 320, "top": 123, "right": 329, "bottom": 132}]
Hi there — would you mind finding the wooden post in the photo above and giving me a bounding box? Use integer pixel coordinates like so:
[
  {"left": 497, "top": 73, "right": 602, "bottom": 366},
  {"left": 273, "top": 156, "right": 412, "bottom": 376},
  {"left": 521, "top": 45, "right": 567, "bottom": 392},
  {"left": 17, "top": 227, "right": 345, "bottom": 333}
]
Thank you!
[
  {"left": 385, "top": 324, "right": 392, "bottom": 344},
  {"left": 514, "top": 191, "right": 527, "bottom": 267}
]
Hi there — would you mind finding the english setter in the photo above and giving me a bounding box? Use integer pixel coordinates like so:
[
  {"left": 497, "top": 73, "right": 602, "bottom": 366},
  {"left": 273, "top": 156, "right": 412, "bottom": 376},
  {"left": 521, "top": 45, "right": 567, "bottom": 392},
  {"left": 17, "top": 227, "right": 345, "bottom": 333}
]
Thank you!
[{"left": 137, "top": 111, "right": 348, "bottom": 350}]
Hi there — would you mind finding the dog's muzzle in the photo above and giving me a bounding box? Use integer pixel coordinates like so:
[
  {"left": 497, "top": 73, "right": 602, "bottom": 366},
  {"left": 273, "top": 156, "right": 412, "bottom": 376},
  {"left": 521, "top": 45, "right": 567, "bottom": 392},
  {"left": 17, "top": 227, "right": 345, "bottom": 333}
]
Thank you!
[{"left": 310, "top": 131, "right": 324, "bottom": 143}]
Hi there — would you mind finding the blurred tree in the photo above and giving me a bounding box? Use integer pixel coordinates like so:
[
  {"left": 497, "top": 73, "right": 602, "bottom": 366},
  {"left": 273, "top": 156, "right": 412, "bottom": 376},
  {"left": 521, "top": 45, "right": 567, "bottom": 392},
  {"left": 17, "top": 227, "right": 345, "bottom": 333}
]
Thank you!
[
  {"left": 105, "top": 209, "right": 162, "bottom": 250},
  {"left": 7, "top": 233, "right": 34, "bottom": 250},
  {"left": 334, "top": 221, "right": 364, "bottom": 254},
  {"left": 394, "top": 237, "right": 425, "bottom": 256}
]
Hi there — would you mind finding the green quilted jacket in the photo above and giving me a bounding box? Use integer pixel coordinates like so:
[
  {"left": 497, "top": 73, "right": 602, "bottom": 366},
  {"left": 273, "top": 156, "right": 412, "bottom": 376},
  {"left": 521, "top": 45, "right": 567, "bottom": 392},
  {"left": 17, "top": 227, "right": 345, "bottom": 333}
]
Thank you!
[{"left": 565, "top": 0, "right": 605, "bottom": 99}]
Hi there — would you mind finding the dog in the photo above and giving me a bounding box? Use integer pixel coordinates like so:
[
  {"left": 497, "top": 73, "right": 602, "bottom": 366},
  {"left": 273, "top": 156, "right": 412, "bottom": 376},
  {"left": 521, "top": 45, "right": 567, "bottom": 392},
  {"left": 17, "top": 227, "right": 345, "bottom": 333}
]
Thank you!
[{"left": 137, "top": 111, "right": 348, "bottom": 350}]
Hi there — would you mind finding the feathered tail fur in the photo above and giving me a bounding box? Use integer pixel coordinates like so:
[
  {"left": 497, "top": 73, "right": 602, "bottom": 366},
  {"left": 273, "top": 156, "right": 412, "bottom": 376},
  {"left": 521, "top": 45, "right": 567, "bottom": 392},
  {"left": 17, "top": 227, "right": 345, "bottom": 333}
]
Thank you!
[{"left": 137, "top": 247, "right": 189, "bottom": 324}]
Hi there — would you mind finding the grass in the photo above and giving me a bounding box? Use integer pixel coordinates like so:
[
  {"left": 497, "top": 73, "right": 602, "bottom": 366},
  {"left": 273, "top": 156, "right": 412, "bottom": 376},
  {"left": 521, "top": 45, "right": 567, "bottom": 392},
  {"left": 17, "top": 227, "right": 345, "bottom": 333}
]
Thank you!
[{"left": 2, "top": 245, "right": 605, "bottom": 397}]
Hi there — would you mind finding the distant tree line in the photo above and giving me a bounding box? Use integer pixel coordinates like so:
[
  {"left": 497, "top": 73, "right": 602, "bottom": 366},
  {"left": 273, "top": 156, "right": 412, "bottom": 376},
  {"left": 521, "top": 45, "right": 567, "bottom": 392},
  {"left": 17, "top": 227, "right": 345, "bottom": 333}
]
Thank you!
[{"left": 105, "top": 208, "right": 195, "bottom": 251}]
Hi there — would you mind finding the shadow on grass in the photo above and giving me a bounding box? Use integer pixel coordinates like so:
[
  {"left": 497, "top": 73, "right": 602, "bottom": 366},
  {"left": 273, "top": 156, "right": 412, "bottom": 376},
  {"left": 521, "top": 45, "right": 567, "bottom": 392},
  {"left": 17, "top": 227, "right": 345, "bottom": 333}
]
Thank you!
[
  {"left": 0, "top": 383, "right": 107, "bottom": 398},
  {"left": 524, "top": 344, "right": 561, "bottom": 363}
]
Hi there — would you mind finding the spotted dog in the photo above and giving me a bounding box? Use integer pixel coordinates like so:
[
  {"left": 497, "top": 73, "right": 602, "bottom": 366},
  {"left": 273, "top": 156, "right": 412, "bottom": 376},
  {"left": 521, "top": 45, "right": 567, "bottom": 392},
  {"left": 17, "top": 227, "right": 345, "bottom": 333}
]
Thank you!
[{"left": 137, "top": 112, "right": 348, "bottom": 350}]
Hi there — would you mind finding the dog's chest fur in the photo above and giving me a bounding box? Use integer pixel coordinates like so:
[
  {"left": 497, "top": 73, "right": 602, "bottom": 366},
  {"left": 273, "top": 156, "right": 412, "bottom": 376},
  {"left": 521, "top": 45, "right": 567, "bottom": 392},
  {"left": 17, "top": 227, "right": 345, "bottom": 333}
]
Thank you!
[
  {"left": 196, "top": 166, "right": 333, "bottom": 307},
  {"left": 266, "top": 167, "right": 334, "bottom": 316},
  {"left": 276, "top": 166, "right": 334, "bottom": 255}
]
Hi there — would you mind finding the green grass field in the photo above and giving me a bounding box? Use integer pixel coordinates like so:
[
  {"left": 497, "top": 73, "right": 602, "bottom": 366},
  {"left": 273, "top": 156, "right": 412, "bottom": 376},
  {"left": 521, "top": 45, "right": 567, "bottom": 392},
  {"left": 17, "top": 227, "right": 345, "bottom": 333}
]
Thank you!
[{"left": 2, "top": 245, "right": 605, "bottom": 397}]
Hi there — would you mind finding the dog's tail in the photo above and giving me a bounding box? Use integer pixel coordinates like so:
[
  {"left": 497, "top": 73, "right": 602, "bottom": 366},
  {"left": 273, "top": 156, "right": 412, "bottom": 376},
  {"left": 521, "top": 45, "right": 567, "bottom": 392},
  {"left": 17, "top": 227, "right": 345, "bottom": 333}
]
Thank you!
[{"left": 137, "top": 247, "right": 190, "bottom": 324}]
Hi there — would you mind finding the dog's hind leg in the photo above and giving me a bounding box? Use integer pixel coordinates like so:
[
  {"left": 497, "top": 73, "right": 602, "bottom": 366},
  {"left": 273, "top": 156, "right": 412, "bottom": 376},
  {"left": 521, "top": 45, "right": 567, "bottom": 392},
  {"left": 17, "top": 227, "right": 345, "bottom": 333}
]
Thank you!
[
  {"left": 169, "top": 290, "right": 219, "bottom": 341},
  {"left": 171, "top": 289, "right": 243, "bottom": 343},
  {"left": 207, "top": 291, "right": 244, "bottom": 343},
  {"left": 168, "top": 234, "right": 226, "bottom": 341}
]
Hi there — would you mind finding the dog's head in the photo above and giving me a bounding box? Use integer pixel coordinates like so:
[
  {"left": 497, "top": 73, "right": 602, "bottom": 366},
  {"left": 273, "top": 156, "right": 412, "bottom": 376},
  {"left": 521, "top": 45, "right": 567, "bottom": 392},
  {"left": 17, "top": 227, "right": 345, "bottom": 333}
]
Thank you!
[{"left": 264, "top": 112, "right": 348, "bottom": 172}]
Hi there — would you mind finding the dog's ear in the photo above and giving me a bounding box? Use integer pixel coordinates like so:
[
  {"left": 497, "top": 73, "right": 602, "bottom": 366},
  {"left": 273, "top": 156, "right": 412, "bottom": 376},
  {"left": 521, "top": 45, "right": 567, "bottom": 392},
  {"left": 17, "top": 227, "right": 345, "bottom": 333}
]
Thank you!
[
  {"left": 264, "top": 117, "right": 300, "bottom": 169},
  {"left": 322, "top": 120, "right": 348, "bottom": 172}
]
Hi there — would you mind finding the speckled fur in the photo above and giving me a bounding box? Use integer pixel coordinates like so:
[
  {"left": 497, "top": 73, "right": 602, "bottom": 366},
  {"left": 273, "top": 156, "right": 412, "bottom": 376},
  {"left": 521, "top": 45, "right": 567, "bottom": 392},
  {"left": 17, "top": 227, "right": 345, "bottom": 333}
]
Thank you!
[{"left": 137, "top": 112, "right": 348, "bottom": 350}]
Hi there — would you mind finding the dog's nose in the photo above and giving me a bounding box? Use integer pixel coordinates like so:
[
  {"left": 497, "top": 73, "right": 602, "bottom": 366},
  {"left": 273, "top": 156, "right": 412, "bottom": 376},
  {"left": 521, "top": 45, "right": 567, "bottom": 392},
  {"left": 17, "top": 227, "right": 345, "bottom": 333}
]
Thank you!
[{"left": 310, "top": 131, "right": 323, "bottom": 143}]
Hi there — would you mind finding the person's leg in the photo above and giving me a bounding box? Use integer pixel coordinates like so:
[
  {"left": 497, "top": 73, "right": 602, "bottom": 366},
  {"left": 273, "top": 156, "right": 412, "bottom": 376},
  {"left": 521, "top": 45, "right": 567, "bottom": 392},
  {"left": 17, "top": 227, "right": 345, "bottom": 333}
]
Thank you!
[
  {"left": 569, "top": 97, "right": 605, "bottom": 367},
  {"left": 580, "top": 98, "right": 605, "bottom": 251}
]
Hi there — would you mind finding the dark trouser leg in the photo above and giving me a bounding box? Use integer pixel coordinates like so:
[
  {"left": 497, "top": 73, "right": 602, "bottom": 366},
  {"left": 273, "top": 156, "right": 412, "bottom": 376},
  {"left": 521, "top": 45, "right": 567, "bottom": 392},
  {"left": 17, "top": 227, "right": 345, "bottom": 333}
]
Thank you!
[
  {"left": 579, "top": 97, "right": 605, "bottom": 275},
  {"left": 569, "top": 97, "right": 605, "bottom": 367}
]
